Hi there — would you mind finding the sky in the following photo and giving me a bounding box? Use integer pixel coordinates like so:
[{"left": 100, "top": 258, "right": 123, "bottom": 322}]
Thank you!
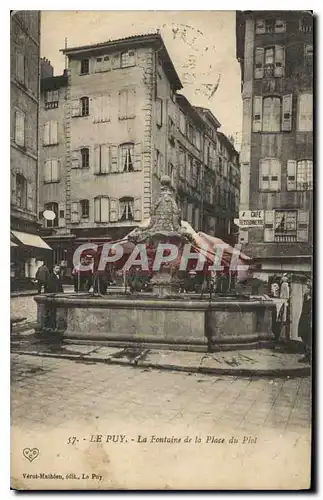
[{"left": 40, "top": 10, "right": 243, "bottom": 144}]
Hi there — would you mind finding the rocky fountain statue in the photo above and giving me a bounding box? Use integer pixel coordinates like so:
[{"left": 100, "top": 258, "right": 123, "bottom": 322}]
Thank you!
[{"left": 35, "top": 176, "right": 276, "bottom": 352}]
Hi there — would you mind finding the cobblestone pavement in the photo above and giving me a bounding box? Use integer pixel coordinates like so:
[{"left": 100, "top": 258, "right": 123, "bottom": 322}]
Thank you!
[{"left": 11, "top": 353, "right": 311, "bottom": 432}]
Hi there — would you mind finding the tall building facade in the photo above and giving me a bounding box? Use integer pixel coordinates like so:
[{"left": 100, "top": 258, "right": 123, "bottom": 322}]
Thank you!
[
  {"left": 236, "top": 11, "right": 313, "bottom": 277},
  {"left": 39, "top": 33, "right": 240, "bottom": 274},
  {"left": 10, "top": 11, "right": 51, "bottom": 289}
]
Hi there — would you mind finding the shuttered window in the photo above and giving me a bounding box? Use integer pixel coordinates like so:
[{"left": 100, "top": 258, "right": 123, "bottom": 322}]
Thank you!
[
  {"left": 287, "top": 160, "right": 313, "bottom": 191},
  {"left": 14, "top": 110, "right": 25, "bottom": 147},
  {"left": 94, "top": 144, "right": 110, "bottom": 174},
  {"left": 259, "top": 158, "right": 281, "bottom": 191},
  {"left": 298, "top": 93, "right": 313, "bottom": 132},
  {"left": 43, "top": 120, "right": 58, "bottom": 146},
  {"left": 93, "top": 95, "right": 110, "bottom": 123},
  {"left": 44, "top": 159, "right": 59, "bottom": 183},
  {"left": 94, "top": 196, "right": 109, "bottom": 223},
  {"left": 263, "top": 97, "right": 281, "bottom": 132},
  {"left": 118, "top": 89, "right": 136, "bottom": 119}
]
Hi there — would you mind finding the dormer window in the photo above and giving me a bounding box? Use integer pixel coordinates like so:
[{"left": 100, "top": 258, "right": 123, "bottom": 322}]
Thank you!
[{"left": 121, "top": 50, "right": 136, "bottom": 68}]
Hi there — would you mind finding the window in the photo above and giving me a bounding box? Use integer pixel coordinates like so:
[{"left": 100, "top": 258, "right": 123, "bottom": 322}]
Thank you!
[
  {"left": 168, "top": 162, "right": 175, "bottom": 186},
  {"left": 254, "top": 46, "right": 285, "bottom": 79},
  {"left": 118, "top": 89, "right": 136, "bottom": 119},
  {"left": 155, "top": 149, "right": 164, "bottom": 177},
  {"left": 16, "top": 174, "right": 27, "bottom": 209},
  {"left": 71, "top": 202, "right": 79, "bottom": 223},
  {"left": 179, "top": 148, "right": 186, "bottom": 178},
  {"left": 287, "top": 160, "right": 313, "bottom": 191},
  {"left": 44, "top": 159, "right": 59, "bottom": 183},
  {"left": 119, "top": 197, "right": 134, "bottom": 221},
  {"left": 254, "top": 96, "right": 281, "bottom": 132},
  {"left": 43, "top": 120, "right": 58, "bottom": 146},
  {"left": 305, "top": 44, "right": 313, "bottom": 57},
  {"left": 299, "top": 17, "right": 313, "bottom": 33},
  {"left": 44, "top": 202, "right": 58, "bottom": 228},
  {"left": 94, "top": 144, "right": 110, "bottom": 174},
  {"left": 80, "top": 59, "right": 89, "bottom": 75},
  {"left": 80, "top": 97, "right": 89, "bottom": 117},
  {"left": 275, "top": 20, "right": 286, "bottom": 33},
  {"left": 156, "top": 98, "right": 163, "bottom": 127},
  {"left": 168, "top": 116, "right": 175, "bottom": 142},
  {"left": 255, "top": 20, "right": 266, "bottom": 34},
  {"left": 187, "top": 155, "right": 194, "bottom": 184},
  {"left": 274, "top": 211, "right": 297, "bottom": 242},
  {"left": 80, "top": 199, "right": 89, "bottom": 218},
  {"left": 81, "top": 148, "right": 90, "bottom": 168},
  {"left": 259, "top": 158, "right": 281, "bottom": 191},
  {"left": 298, "top": 93, "right": 313, "bottom": 132},
  {"left": 15, "top": 51, "right": 25, "bottom": 84},
  {"left": 94, "top": 196, "right": 109, "bottom": 223},
  {"left": 95, "top": 55, "right": 111, "bottom": 73},
  {"left": 264, "top": 210, "right": 309, "bottom": 243},
  {"left": 121, "top": 50, "right": 135, "bottom": 68},
  {"left": 195, "top": 130, "right": 201, "bottom": 150},
  {"left": 187, "top": 123, "right": 194, "bottom": 143},
  {"left": 93, "top": 95, "right": 110, "bottom": 123},
  {"left": 45, "top": 90, "right": 59, "bottom": 109},
  {"left": 120, "top": 143, "right": 134, "bottom": 172},
  {"left": 256, "top": 18, "right": 286, "bottom": 35},
  {"left": 14, "top": 110, "right": 25, "bottom": 147},
  {"left": 179, "top": 111, "right": 186, "bottom": 134}
]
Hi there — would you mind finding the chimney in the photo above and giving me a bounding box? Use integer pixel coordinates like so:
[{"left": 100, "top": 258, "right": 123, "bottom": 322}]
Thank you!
[{"left": 40, "top": 57, "right": 54, "bottom": 79}]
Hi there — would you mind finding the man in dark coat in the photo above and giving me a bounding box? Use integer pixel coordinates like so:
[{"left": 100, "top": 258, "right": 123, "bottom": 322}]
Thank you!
[
  {"left": 45, "top": 264, "right": 64, "bottom": 293},
  {"left": 35, "top": 262, "right": 50, "bottom": 294},
  {"left": 298, "top": 280, "right": 312, "bottom": 363}
]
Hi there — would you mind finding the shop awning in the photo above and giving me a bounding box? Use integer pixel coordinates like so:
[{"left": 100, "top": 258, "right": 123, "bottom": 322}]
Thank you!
[
  {"left": 11, "top": 231, "right": 52, "bottom": 250},
  {"left": 10, "top": 241, "right": 18, "bottom": 247}
]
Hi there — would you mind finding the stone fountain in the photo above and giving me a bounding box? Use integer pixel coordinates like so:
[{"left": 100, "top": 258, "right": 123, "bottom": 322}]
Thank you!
[{"left": 34, "top": 176, "right": 276, "bottom": 352}]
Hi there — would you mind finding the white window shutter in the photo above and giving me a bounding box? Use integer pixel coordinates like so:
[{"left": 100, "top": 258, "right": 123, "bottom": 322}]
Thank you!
[
  {"left": 118, "top": 91, "right": 127, "bottom": 119},
  {"left": 112, "top": 53, "right": 121, "bottom": 69},
  {"left": 43, "top": 121, "right": 50, "bottom": 145},
  {"left": 71, "top": 151, "right": 80, "bottom": 169},
  {"left": 259, "top": 160, "right": 269, "bottom": 190},
  {"left": 297, "top": 210, "right": 309, "bottom": 242},
  {"left": 27, "top": 182, "right": 33, "bottom": 211},
  {"left": 253, "top": 97, "right": 262, "bottom": 132},
  {"left": 287, "top": 160, "right": 297, "bottom": 191},
  {"left": 94, "top": 58, "right": 102, "bottom": 73},
  {"left": 102, "top": 95, "right": 110, "bottom": 122},
  {"left": 94, "top": 145, "right": 101, "bottom": 174},
  {"left": 134, "top": 142, "right": 142, "bottom": 171},
  {"left": 109, "top": 198, "right": 118, "bottom": 222},
  {"left": 44, "top": 160, "right": 51, "bottom": 182},
  {"left": 71, "top": 99, "right": 81, "bottom": 117},
  {"left": 51, "top": 159, "right": 59, "bottom": 181},
  {"left": 110, "top": 145, "right": 119, "bottom": 172},
  {"left": 15, "top": 111, "right": 25, "bottom": 147},
  {"left": 94, "top": 198, "right": 101, "bottom": 222},
  {"left": 282, "top": 94, "right": 292, "bottom": 131},
  {"left": 274, "top": 46, "right": 285, "bottom": 77},
  {"left": 134, "top": 197, "right": 142, "bottom": 222},
  {"left": 101, "top": 144, "right": 110, "bottom": 174},
  {"left": 254, "top": 47, "right": 264, "bottom": 79},
  {"left": 11, "top": 172, "right": 16, "bottom": 205},
  {"left": 298, "top": 93, "right": 313, "bottom": 132},
  {"left": 58, "top": 202, "right": 65, "bottom": 227},
  {"left": 92, "top": 97, "right": 100, "bottom": 123},
  {"left": 71, "top": 202, "right": 79, "bottom": 222},
  {"left": 128, "top": 90, "right": 136, "bottom": 117},
  {"left": 270, "top": 159, "right": 281, "bottom": 191},
  {"left": 101, "top": 197, "right": 110, "bottom": 222},
  {"left": 50, "top": 120, "right": 58, "bottom": 144},
  {"left": 264, "top": 210, "right": 275, "bottom": 242}
]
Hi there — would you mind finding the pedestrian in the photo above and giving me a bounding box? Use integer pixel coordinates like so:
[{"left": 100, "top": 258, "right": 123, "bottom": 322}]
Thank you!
[
  {"left": 35, "top": 262, "right": 50, "bottom": 294},
  {"left": 298, "top": 280, "right": 312, "bottom": 363},
  {"left": 45, "top": 264, "right": 64, "bottom": 293}
]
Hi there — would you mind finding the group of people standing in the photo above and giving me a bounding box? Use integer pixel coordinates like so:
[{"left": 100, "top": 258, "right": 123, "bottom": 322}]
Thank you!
[{"left": 35, "top": 263, "right": 63, "bottom": 294}]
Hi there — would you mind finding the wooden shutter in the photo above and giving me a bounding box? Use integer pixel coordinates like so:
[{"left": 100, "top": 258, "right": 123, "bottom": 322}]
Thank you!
[
  {"left": 51, "top": 159, "right": 59, "bottom": 181},
  {"left": 297, "top": 210, "right": 309, "bottom": 242},
  {"left": 101, "top": 197, "right": 110, "bottom": 222},
  {"left": 128, "top": 90, "right": 136, "bottom": 117},
  {"left": 11, "top": 172, "right": 16, "bottom": 205},
  {"left": 270, "top": 159, "right": 280, "bottom": 191},
  {"left": 109, "top": 198, "right": 118, "bottom": 222},
  {"left": 282, "top": 94, "right": 292, "bottom": 131},
  {"left": 94, "top": 58, "right": 102, "bottom": 73},
  {"left": 50, "top": 120, "right": 58, "bottom": 144},
  {"left": 287, "top": 160, "right": 297, "bottom": 191},
  {"left": 298, "top": 93, "right": 313, "bottom": 132},
  {"left": 71, "top": 151, "right": 80, "bottom": 169},
  {"left": 254, "top": 47, "right": 264, "bottom": 79},
  {"left": 94, "top": 197, "right": 101, "bottom": 222},
  {"left": 92, "top": 97, "right": 100, "bottom": 123},
  {"left": 94, "top": 145, "right": 101, "bottom": 174},
  {"left": 71, "top": 202, "right": 79, "bottom": 222},
  {"left": 264, "top": 210, "right": 275, "bottom": 242},
  {"left": 112, "top": 53, "right": 121, "bottom": 69},
  {"left": 44, "top": 160, "right": 51, "bottom": 182},
  {"left": 134, "top": 197, "right": 142, "bottom": 221},
  {"left": 118, "top": 91, "right": 127, "bottom": 119},
  {"left": 134, "top": 142, "right": 142, "bottom": 171},
  {"left": 71, "top": 99, "right": 81, "bottom": 117},
  {"left": 43, "top": 121, "right": 50, "bottom": 145},
  {"left": 110, "top": 145, "right": 119, "bottom": 172},
  {"left": 253, "top": 97, "right": 262, "bottom": 132},
  {"left": 27, "top": 182, "right": 33, "bottom": 211},
  {"left": 259, "top": 159, "right": 269, "bottom": 190},
  {"left": 101, "top": 144, "right": 110, "bottom": 174},
  {"left": 274, "top": 46, "right": 285, "bottom": 77},
  {"left": 102, "top": 95, "right": 110, "bottom": 122},
  {"left": 15, "top": 111, "right": 25, "bottom": 146},
  {"left": 58, "top": 202, "right": 65, "bottom": 227}
]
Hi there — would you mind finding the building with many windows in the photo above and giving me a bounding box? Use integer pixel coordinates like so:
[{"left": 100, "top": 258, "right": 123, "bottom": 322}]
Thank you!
[
  {"left": 39, "top": 33, "right": 240, "bottom": 275},
  {"left": 10, "top": 11, "right": 52, "bottom": 289},
  {"left": 236, "top": 11, "right": 313, "bottom": 277}
]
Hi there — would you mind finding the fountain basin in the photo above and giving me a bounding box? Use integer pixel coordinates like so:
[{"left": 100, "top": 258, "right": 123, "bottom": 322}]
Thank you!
[{"left": 35, "top": 294, "right": 275, "bottom": 352}]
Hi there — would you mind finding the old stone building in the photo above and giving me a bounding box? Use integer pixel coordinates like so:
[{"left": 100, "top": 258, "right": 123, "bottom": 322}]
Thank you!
[
  {"left": 236, "top": 11, "right": 313, "bottom": 276},
  {"left": 38, "top": 33, "right": 240, "bottom": 274},
  {"left": 10, "top": 11, "right": 51, "bottom": 289}
]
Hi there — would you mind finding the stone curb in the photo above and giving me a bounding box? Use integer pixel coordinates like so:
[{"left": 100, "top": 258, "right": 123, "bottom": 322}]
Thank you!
[{"left": 11, "top": 349, "right": 311, "bottom": 378}]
